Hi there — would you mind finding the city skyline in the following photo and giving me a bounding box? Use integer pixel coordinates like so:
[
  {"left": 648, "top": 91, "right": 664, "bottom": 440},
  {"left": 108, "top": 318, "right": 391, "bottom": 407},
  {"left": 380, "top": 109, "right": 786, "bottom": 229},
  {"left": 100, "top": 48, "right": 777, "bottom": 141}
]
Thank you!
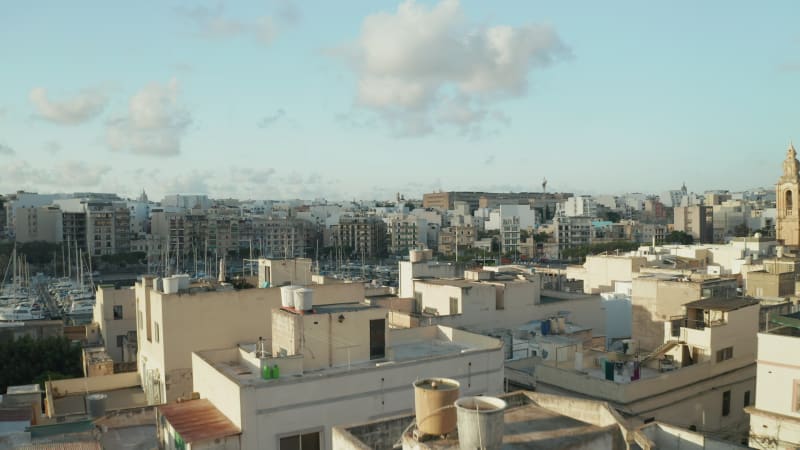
[{"left": 1, "top": 0, "right": 799, "bottom": 200}]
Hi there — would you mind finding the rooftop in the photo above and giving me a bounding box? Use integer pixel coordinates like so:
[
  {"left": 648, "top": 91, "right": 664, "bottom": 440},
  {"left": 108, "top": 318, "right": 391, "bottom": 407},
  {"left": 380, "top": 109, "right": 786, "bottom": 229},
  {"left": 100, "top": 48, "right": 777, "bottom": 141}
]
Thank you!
[
  {"left": 335, "top": 391, "right": 627, "bottom": 450},
  {"left": 158, "top": 399, "right": 241, "bottom": 444},
  {"left": 766, "top": 311, "right": 800, "bottom": 337},
  {"left": 682, "top": 296, "right": 759, "bottom": 312},
  {"left": 7, "top": 384, "right": 41, "bottom": 395},
  {"left": 417, "top": 279, "right": 483, "bottom": 288},
  {"left": 198, "top": 325, "right": 500, "bottom": 388}
]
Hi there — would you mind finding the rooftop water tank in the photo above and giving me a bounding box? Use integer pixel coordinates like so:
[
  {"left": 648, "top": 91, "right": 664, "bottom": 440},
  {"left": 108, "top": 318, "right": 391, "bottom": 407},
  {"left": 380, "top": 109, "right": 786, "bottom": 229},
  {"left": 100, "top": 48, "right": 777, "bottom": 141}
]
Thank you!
[
  {"left": 294, "top": 288, "right": 313, "bottom": 311},
  {"left": 455, "top": 396, "right": 506, "bottom": 450},
  {"left": 410, "top": 250, "right": 425, "bottom": 263},
  {"left": 413, "top": 378, "right": 460, "bottom": 436},
  {"left": 86, "top": 393, "right": 107, "bottom": 419},
  {"left": 162, "top": 276, "right": 179, "bottom": 294},
  {"left": 280, "top": 285, "right": 298, "bottom": 308},
  {"left": 176, "top": 274, "right": 191, "bottom": 290}
]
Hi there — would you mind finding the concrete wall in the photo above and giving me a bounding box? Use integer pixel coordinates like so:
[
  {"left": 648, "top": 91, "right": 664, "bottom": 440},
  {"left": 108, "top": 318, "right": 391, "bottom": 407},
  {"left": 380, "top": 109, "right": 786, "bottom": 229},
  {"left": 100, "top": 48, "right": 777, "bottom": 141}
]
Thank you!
[
  {"left": 632, "top": 278, "right": 701, "bottom": 351},
  {"left": 568, "top": 256, "right": 646, "bottom": 295},
  {"left": 754, "top": 332, "right": 800, "bottom": 419}
]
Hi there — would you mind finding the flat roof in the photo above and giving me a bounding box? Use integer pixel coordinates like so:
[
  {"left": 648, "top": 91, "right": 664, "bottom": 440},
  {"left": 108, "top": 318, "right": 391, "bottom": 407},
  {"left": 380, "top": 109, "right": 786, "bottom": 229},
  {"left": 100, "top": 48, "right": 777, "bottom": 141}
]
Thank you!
[
  {"left": 417, "top": 279, "right": 482, "bottom": 288},
  {"left": 683, "top": 297, "right": 759, "bottom": 312},
  {"left": 340, "top": 392, "right": 624, "bottom": 450},
  {"left": 158, "top": 399, "right": 241, "bottom": 444},
  {"left": 6, "top": 384, "right": 41, "bottom": 394}
]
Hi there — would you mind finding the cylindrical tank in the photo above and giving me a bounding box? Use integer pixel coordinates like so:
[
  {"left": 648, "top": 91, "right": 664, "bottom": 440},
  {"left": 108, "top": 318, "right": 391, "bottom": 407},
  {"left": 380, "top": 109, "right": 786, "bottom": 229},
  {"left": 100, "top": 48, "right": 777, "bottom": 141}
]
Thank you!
[
  {"left": 176, "top": 274, "right": 191, "bottom": 290},
  {"left": 272, "top": 364, "right": 280, "bottom": 379},
  {"left": 86, "top": 393, "right": 107, "bottom": 418},
  {"left": 455, "top": 396, "right": 506, "bottom": 450},
  {"left": 294, "top": 288, "right": 313, "bottom": 311},
  {"left": 777, "top": 246, "right": 785, "bottom": 258},
  {"left": 557, "top": 317, "right": 566, "bottom": 334},
  {"left": 162, "top": 276, "right": 179, "bottom": 294},
  {"left": 280, "top": 285, "right": 297, "bottom": 308},
  {"left": 413, "top": 378, "right": 460, "bottom": 436},
  {"left": 540, "top": 320, "right": 551, "bottom": 336},
  {"left": 262, "top": 363, "right": 272, "bottom": 379}
]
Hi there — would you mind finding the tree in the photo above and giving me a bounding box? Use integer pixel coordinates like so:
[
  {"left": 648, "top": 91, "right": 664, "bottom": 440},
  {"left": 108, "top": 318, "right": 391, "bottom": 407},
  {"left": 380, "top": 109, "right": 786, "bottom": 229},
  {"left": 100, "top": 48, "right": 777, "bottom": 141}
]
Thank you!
[
  {"left": 602, "top": 211, "right": 621, "bottom": 223},
  {"left": 0, "top": 336, "right": 82, "bottom": 393},
  {"left": 532, "top": 232, "right": 551, "bottom": 243},
  {"left": 663, "top": 231, "right": 694, "bottom": 245}
]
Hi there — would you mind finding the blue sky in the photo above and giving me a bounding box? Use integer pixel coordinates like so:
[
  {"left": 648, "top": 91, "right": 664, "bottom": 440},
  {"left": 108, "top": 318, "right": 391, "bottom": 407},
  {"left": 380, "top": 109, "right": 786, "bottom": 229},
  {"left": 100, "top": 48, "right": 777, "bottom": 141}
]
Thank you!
[{"left": 0, "top": 1, "right": 798, "bottom": 201}]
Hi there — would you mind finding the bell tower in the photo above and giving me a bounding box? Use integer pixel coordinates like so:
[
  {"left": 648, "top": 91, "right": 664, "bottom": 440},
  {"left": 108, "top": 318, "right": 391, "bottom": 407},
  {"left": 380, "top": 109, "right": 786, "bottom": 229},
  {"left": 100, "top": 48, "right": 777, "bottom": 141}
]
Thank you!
[{"left": 777, "top": 142, "right": 800, "bottom": 246}]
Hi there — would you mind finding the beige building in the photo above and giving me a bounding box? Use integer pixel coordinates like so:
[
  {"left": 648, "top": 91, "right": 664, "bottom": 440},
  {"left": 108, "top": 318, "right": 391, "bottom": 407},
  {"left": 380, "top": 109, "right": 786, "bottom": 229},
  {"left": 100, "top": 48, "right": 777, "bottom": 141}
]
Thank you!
[
  {"left": 93, "top": 285, "right": 137, "bottom": 364},
  {"left": 777, "top": 143, "right": 800, "bottom": 247},
  {"left": 186, "top": 313, "right": 504, "bottom": 450},
  {"left": 673, "top": 205, "right": 714, "bottom": 243},
  {"left": 14, "top": 205, "right": 62, "bottom": 243},
  {"left": 512, "top": 297, "right": 759, "bottom": 443},
  {"left": 566, "top": 254, "right": 647, "bottom": 295},
  {"left": 631, "top": 274, "right": 737, "bottom": 351},
  {"left": 135, "top": 260, "right": 366, "bottom": 404},
  {"left": 437, "top": 225, "right": 476, "bottom": 256},
  {"left": 398, "top": 250, "right": 461, "bottom": 299},
  {"left": 747, "top": 311, "right": 800, "bottom": 449},
  {"left": 257, "top": 257, "right": 312, "bottom": 288}
]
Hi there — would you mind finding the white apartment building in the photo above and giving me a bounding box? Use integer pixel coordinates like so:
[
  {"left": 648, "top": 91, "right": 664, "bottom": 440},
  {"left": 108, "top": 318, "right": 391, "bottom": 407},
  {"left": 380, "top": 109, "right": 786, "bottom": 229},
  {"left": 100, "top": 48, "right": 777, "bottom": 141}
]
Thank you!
[
  {"left": 484, "top": 204, "right": 538, "bottom": 231},
  {"left": 748, "top": 311, "right": 800, "bottom": 449},
  {"left": 561, "top": 195, "right": 598, "bottom": 218},
  {"left": 169, "top": 306, "right": 504, "bottom": 450}
]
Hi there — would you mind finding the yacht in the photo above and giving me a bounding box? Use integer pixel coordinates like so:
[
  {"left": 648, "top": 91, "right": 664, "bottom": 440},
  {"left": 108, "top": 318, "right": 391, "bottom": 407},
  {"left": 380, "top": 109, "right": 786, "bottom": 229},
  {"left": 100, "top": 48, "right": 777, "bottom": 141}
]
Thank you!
[
  {"left": 67, "top": 301, "right": 95, "bottom": 316},
  {"left": 0, "top": 303, "right": 45, "bottom": 321}
]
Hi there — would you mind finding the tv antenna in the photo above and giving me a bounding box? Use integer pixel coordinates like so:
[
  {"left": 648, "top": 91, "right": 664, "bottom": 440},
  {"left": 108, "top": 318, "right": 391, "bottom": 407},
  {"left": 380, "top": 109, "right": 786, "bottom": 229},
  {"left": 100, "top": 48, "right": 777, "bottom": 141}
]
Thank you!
[{"left": 542, "top": 178, "right": 548, "bottom": 193}]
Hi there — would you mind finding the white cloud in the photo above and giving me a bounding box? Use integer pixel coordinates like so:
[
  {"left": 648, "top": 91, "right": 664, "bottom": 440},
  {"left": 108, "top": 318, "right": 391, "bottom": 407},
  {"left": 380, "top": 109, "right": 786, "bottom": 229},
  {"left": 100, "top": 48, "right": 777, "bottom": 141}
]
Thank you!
[
  {"left": 338, "top": 0, "right": 569, "bottom": 136},
  {"left": 105, "top": 79, "right": 192, "bottom": 156},
  {"left": 176, "top": 4, "right": 282, "bottom": 46},
  {"left": 0, "top": 143, "right": 14, "bottom": 155},
  {"left": 29, "top": 86, "right": 108, "bottom": 125},
  {"left": 0, "top": 160, "right": 110, "bottom": 189}
]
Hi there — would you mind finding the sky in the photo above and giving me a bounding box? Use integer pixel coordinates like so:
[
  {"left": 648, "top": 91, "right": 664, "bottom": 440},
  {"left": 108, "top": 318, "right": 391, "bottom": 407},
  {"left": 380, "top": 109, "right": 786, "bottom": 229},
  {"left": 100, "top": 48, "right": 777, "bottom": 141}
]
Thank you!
[{"left": 0, "top": 0, "right": 799, "bottom": 201}]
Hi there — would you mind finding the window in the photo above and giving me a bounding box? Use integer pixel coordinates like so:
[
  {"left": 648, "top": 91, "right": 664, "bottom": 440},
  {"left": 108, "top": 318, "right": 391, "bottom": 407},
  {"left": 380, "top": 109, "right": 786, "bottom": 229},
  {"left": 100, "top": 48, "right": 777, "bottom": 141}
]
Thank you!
[
  {"left": 744, "top": 390, "right": 751, "bottom": 407},
  {"left": 722, "top": 390, "right": 731, "bottom": 416},
  {"left": 116, "top": 335, "right": 124, "bottom": 348},
  {"left": 449, "top": 296, "right": 459, "bottom": 314},
  {"left": 154, "top": 322, "right": 160, "bottom": 343},
  {"left": 716, "top": 347, "right": 733, "bottom": 362},
  {"left": 138, "top": 310, "right": 143, "bottom": 330},
  {"left": 113, "top": 305, "right": 123, "bottom": 320},
  {"left": 369, "top": 319, "right": 385, "bottom": 360},
  {"left": 280, "top": 431, "right": 321, "bottom": 450}
]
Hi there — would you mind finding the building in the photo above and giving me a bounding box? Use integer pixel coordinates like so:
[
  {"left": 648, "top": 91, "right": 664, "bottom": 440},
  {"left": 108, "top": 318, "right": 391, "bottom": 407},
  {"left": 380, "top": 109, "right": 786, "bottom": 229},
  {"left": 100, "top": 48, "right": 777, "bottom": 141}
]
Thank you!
[
  {"left": 512, "top": 297, "right": 759, "bottom": 443},
  {"left": 566, "top": 254, "right": 647, "bottom": 295},
  {"left": 93, "top": 285, "right": 137, "bottom": 364},
  {"left": 185, "top": 307, "right": 504, "bottom": 449},
  {"left": 397, "top": 249, "right": 461, "bottom": 298},
  {"left": 56, "top": 199, "right": 132, "bottom": 256},
  {"left": 777, "top": 143, "right": 800, "bottom": 247},
  {"left": 747, "top": 311, "right": 800, "bottom": 449},
  {"left": 553, "top": 216, "right": 592, "bottom": 257},
  {"left": 561, "top": 195, "right": 598, "bottom": 217},
  {"left": 330, "top": 215, "right": 388, "bottom": 259},
  {"left": 631, "top": 274, "right": 738, "bottom": 351},
  {"left": 135, "top": 261, "right": 367, "bottom": 404},
  {"left": 385, "top": 214, "right": 425, "bottom": 254},
  {"left": 674, "top": 205, "right": 714, "bottom": 243},
  {"left": 14, "top": 205, "right": 62, "bottom": 243},
  {"left": 437, "top": 225, "right": 476, "bottom": 256}
]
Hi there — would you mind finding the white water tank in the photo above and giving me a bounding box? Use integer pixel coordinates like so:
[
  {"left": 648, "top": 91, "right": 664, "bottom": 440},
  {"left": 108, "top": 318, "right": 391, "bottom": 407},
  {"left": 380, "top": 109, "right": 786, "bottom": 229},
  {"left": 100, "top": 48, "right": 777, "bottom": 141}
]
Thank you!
[
  {"left": 294, "top": 288, "right": 313, "bottom": 311},
  {"left": 176, "top": 274, "right": 191, "bottom": 290},
  {"left": 163, "top": 276, "right": 179, "bottom": 294},
  {"left": 280, "top": 285, "right": 298, "bottom": 308}
]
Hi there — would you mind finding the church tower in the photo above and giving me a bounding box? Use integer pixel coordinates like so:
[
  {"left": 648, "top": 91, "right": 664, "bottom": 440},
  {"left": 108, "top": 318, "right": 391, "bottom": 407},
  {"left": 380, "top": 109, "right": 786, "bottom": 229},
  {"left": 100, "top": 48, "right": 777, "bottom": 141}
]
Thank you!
[{"left": 777, "top": 142, "right": 800, "bottom": 246}]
